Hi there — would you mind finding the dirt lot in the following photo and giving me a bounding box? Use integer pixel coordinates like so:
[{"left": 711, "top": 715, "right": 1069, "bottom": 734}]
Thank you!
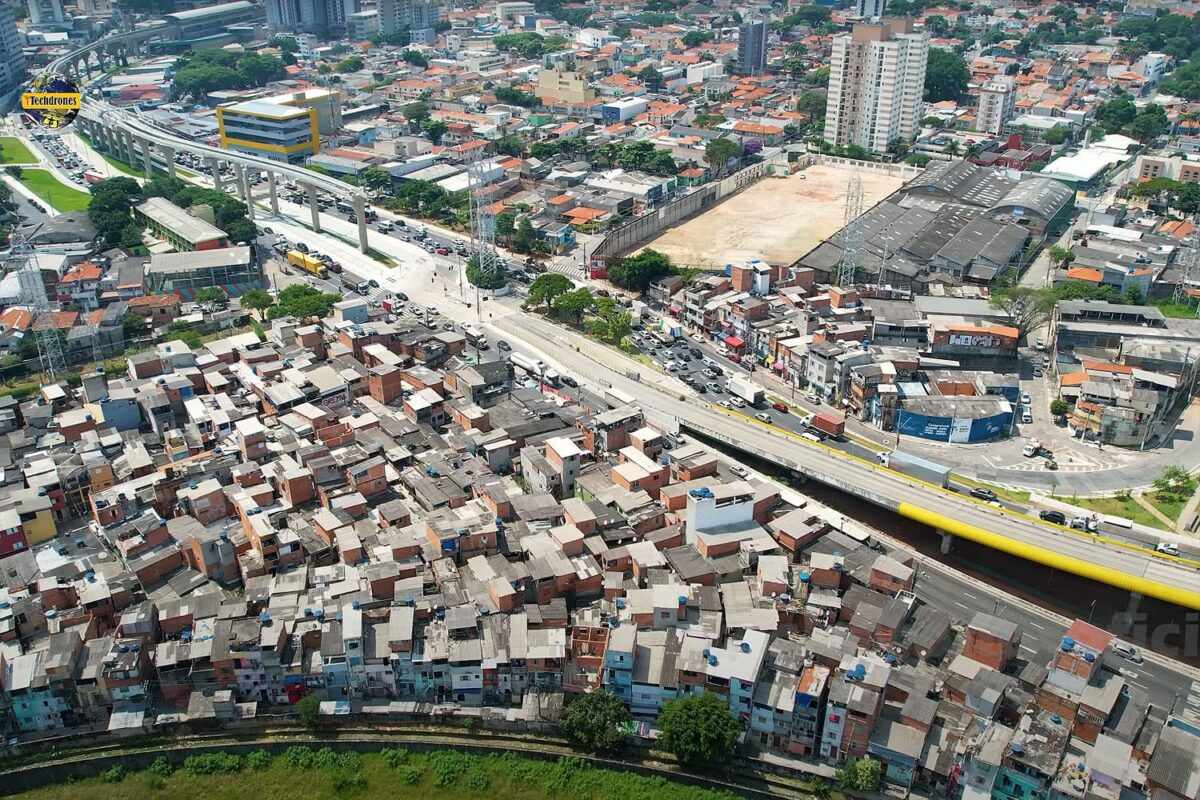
[{"left": 641, "top": 163, "right": 905, "bottom": 268}]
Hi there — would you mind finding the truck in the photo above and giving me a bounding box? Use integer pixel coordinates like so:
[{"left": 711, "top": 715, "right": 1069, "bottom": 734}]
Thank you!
[
  {"left": 605, "top": 387, "right": 636, "bottom": 408},
  {"left": 287, "top": 250, "right": 327, "bottom": 279},
  {"left": 511, "top": 352, "right": 545, "bottom": 376},
  {"left": 727, "top": 375, "right": 765, "bottom": 408},
  {"left": 808, "top": 411, "right": 846, "bottom": 439},
  {"left": 878, "top": 450, "right": 951, "bottom": 489},
  {"left": 82, "top": 170, "right": 104, "bottom": 185}
]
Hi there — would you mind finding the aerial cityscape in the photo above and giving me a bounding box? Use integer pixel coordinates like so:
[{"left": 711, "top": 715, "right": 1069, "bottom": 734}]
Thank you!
[{"left": 0, "top": 0, "right": 1196, "bottom": 796}]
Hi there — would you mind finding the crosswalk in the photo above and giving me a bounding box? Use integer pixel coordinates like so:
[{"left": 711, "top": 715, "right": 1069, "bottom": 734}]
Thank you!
[
  {"left": 1184, "top": 681, "right": 1200, "bottom": 719},
  {"left": 542, "top": 258, "right": 585, "bottom": 278}
]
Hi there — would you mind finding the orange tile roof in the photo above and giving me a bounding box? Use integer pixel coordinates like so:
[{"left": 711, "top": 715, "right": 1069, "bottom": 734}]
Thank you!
[
  {"left": 0, "top": 307, "right": 32, "bottom": 332},
  {"left": 59, "top": 262, "right": 101, "bottom": 283},
  {"left": 33, "top": 311, "right": 77, "bottom": 331},
  {"left": 1059, "top": 372, "right": 1088, "bottom": 387},
  {"left": 127, "top": 294, "right": 179, "bottom": 309},
  {"left": 563, "top": 206, "right": 606, "bottom": 222},
  {"left": 1065, "top": 266, "right": 1103, "bottom": 282}
]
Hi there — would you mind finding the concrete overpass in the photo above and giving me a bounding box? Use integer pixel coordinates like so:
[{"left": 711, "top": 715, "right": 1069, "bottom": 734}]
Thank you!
[
  {"left": 51, "top": 23, "right": 170, "bottom": 80},
  {"left": 498, "top": 313, "right": 1200, "bottom": 612},
  {"left": 49, "top": 31, "right": 375, "bottom": 253}
]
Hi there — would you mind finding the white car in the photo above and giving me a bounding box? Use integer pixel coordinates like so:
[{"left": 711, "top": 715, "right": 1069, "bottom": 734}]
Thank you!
[
  {"left": 1156, "top": 542, "right": 1181, "bottom": 557},
  {"left": 730, "top": 465, "right": 749, "bottom": 478},
  {"left": 755, "top": 412, "right": 773, "bottom": 424},
  {"left": 730, "top": 397, "right": 746, "bottom": 409},
  {"left": 1021, "top": 392, "right": 1031, "bottom": 406}
]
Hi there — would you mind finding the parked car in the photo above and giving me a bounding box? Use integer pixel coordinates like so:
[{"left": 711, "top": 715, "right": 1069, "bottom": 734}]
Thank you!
[
  {"left": 1156, "top": 542, "right": 1181, "bottom": 557},
  {"left": 1114, "top": 643, "right": 1143, "bottom": 663},
  {"left": 497, "top": 340, "right": 511, "bottom": 351},
  {"left": 969, "top": 487, "right": 998, "bottom": 502},
  {"left": 1038, "top": 510, "right": 1067, "bottom": 525},
  {"left": 771, "top": 401, "right": 789, "bottom": 413},
  {"left": 755, "top": 413, "right": 773, "bottom": 424},
  {"left": 730, "top": 465, "right": 749, "bottom": 478}
]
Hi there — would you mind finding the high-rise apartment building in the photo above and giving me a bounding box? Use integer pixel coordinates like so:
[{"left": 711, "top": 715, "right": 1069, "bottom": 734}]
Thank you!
[
  {"left": 265, "top": 0, "right": 361, "bottom": 35},
  {"left": 823, "top": 19, "right": 928, "bottom": 154},
  {"left": 737, "top": 18, "right": 767, "bottom": 76},
  {"left": 0, "top": 6, "right": 26, "bottom": 94},
  {"left": 378, "top": 0, "right": 439, "bottom": 42},
  {"left": 853, "top": 0, "right": 886, "bottom": 19},
  {"left": 976, "top": 78, "right": 1015, "bottom": 136},
  {"left": 27, "top": 0, "right": 65, "bottom": 26}
]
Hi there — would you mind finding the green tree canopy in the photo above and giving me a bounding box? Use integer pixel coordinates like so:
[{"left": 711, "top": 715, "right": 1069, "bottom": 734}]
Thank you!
[
  {"left": 400, "top": 49, "right": 429, "bottom": 67},
  {"left": 657, "top": 693, "right": 741, "bottom": 766},
  {"left": 240, "top": 288, "right": 274, "bottom": 315},
  {"left": 267, "top": 284, "right": 341, "bottom": 320},
  {"left": 989, "top": 285, "right": 1056, "bottom": 342},
  {"left": 361, "top": 166, "right": 392, "bottom": 191},
  {"left": 924, "top": 49, "right": 969, "bottom": 102},
  {"left": 638, "top": 64, "right": 664, "bottom": 90},
  {"left": 837, "top": 758, "right": 882, "bottom": 792},
  {"left": 403, "top": 101, "right": 431, "bottom": 123},
  {"left": 494, "top": 86, "right": 540, "bottom": 107},
  {"left": 513, "top": 217, "right": 538, "bottom": 253},
  {"left": 560, "top": 690, "right": 630, "bottom": 754},
  {"left": 493, "top": 32, "right": 552, "bottom": 59},
  {"left": 194, "top": 286, "right": 227, "bottom": 306},
  {"left": 336, "top": 55, "right": 365, "bottom": 73},
  {"left": 422, "top": 119, "right": 448, "bottom": 144},
  {"left": 704, "top": 137, "right": 741, "bottom": 177},
  {"left": 553, "top": 287, "right": 594, "bottom": 324},
  {"left": 466, "top": 254, "right": 507, "bottom": 289},
  {"left": 528, "top": 273, "right": 572, "bottom": 308},
  {"left": 609, "top": 248, "right": 673, "bottom": 291}
]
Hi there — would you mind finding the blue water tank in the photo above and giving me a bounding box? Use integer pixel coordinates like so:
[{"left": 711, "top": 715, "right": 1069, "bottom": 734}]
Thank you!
[
  {"left": 799, "top": 571, "right": 811, "bottom": 583},
  {"left": 1060, "top": 636, "right": 1075, "bottom": 652},
  {"left": 740, "top": 641, "right": 751, "bottom": 653},
  {"left": 615, "top": 597, "right": 626, "bottom": 609},
  {"left": 678, "top": 595, "right": 688, "bottom": 606}
]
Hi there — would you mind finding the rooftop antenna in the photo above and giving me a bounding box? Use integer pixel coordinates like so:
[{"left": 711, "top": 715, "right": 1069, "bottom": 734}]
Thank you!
[
  {"left": 838, "top": 170, "right": 865, "bottom": 288},
  {"left": 14, "top": 224, "right": 65, "bottom": 382}
]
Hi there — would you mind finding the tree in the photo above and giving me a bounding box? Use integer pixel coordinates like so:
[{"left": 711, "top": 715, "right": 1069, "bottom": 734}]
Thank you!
[
  {"left": 989, "top": 285, "right": 1055, "bottom": 343},
  {"left": 400, "top": 49, "right": 429, "bottom": 67},
  {"left": 553, "top": 287, "right": 593, "bottom": 324},
  {"left": 494, "top": 134, "right": 526, "bottom": 156},
  {"left": 513, "top": 217, "right": 537, "bottom": 253},
  {"left": 495, "top": 210, "right": 517, "bottom": 243},
  {"left": 494, "top": 86, "right": 539, "bottom": 107},
  {"left": 609, "top": 249, "right": 673, "bottom": 292},
  {"left": 1121, "top": 285, "right": 1145, "bottom": 306},
  {"left": 336, "top": 55, "right": 364, "bottom": 73},
  {"left": 1096, "top": 94, "right": 1137, "bottom": 132},
  {"left": 837, "top": 758, "right": 882, "bottom": 792},
  {"left": 235, "top": 53, "right": 286, "bottom": 86},
  {"left": 528, "top": 273, "right": 572, "bottom": 309},
  {"left": 372, "top": 28, "right": 412, "bottom": 47},
  {"left": 682, "top": 30, "right": 714, "bottom": 48},
  {"left": 657, "top": 693, "right": 741, "bottom": 767},
  {"left": 1050, "top": 398, "right": 1069, "bottom": 418},
  {"left": 638, "top": 64, "right": 664, "bottom": 90},
  {"left": 422, "top": 119, "right": 448, "bottom": 145},
  {"left": 403, "top": 101, "right": 430, "bottom": 123},
  {"left": 241, "top": 288, "right": 274, "bottom": 317},
  {"left": 560, "top": 690, "right": 630, "bottom": 754},
  {"left": 1129, "top": 104, "right": 1168, "bottom": 142},
  {"left": 295, "top": 693, "right": 320, "bottom": 728},
  {"left": 195, "top": 286, "right": 227, "bottom": 306},
  {"left": 361, "top": 166, "right": 392, "bottom": 192},
  {"left": 924, "top": 49, "right": 969, "bottom": 102},
  {"left": 704, "top": 137, "right": 741, "bottom": 177},
  {"left": 1047, "top": 245, "right": 1073, "bottom": 268},
  {"left": 1043, "top": 125, "right": 1069, "bottom": 145},
  {"left": 1153, "top": 465, "right": 1196, "bottom": 499},
  {"left": 267, "top": 284, "right": 341, "bottom": 320},
  {"left": 88, "top": 176, "right": 144, "bottom": 248},
  {"left": 796, "top": 90, "right": 826, "bottom": 123},
  {"left": 924, "top": 14, "right": 950, "bottom": 35},
  {"left": 466, "top": 255, "right": 507, "bottom": 289}
]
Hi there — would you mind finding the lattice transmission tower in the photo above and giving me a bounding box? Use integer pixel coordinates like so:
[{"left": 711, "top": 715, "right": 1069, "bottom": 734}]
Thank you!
[
  {"left": 837, "top": 170, "right": 865, "bottom": 288},
  {"left": 466, "top": 148, "right": 503, "bottom": 311},
  {"left": 1174, "top": 237, "right": 1199, "bottom": 310},
  {"left": 13, "top": 233, "right": 65, "bottom": 381}
]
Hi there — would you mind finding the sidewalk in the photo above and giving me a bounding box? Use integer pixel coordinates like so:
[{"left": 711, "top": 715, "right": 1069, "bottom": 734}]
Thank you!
[{"left": 1132, "top": 490, "right": 1177, "bottom": 531}]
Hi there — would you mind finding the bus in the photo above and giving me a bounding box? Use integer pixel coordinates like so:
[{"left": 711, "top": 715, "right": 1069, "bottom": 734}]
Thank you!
[
  {"left": 287, "top": 250, "right": 328, "bottom": 279},
  {"left": 463, "top": 324, "right": 485, "bottom": 345}
]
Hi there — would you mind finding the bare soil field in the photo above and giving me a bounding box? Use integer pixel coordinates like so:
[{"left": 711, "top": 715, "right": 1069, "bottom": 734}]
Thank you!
[{"left": 641, "top": 163, "right": 904, "bottom": 268}]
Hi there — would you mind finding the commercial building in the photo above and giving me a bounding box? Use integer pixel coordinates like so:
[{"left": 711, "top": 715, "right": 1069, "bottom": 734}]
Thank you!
[
  {"left": 536, "top": 66, "right": 595, "bottom": 106},
  {"left": 265, "top": 0, "right": 364, "bottom": 36},
  {"left": 133, "top": 197, "right": 229, "bottom": 252},
  {"left": 0, "top": 5, "right": 26, "bottom": 94},
  {"left": 145, "top": 246, "right": 260, "bottom": 300},
  {"left": 737, "top": 19, "right": 768, "bottom": 76},
  {"left": 216, "top": 98, "right": 320, "bottom": 163},
  {"left": 976, "top": 79, "right": 1015, "bottom": 136},
  {"left": 824, "top": 19, "right": 929, "bottom": 154},
  {"left": 163, "top": 1, "right": 263, "bottom": 40}
]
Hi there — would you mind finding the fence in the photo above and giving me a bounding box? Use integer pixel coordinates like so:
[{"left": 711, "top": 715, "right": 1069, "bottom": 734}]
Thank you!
[
  {"left": 590, "top": 160, "right": 779, "bottom": 262},
  {"left": 803, "top": 153, "right": 925, "bottom": 180}
]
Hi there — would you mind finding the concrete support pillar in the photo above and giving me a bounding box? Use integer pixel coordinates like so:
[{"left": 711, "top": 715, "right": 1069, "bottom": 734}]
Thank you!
[
  {"left": 164, "top": 147, "right": 176, "bottom": 179},
  {"left": 140, "top": 138, "right": 153, "bottom": 177},
  {"left": 939, "top": 531, "right": 953, "bottom": 555},
  {"left": 208, "top": 158, "right": 223, "bottom": 192},
  {"left": 305, "top": 183, "right": 321, "bottom": 232},
  {"left": 122, "top": 131, "right": 136, "bottom": 167},
  {"left": 267, "top": 172, "right": 279, "bottom": 214},
  {"left": 353, "top": 194, "right": 368, "bottom": 254},
  {"left": 240, "top": 167, "right": 255, "bottom": 221}
]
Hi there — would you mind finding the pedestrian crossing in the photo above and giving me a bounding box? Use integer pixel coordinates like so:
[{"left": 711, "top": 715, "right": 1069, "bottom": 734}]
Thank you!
[
  {"left": 542, "top": 258, "right": 584, "bottom": 278},
  {"left": 1184, "top": 681, "right": 1200, "bottom": 719}
]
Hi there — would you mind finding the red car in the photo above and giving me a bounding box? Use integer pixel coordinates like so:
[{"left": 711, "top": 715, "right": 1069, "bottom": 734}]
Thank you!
[
  {"left": 435, "top": 247, "right": 450, "bottom": 255},
  {"left": 771, "top": 401, "right": 789, "bottom": 414}
]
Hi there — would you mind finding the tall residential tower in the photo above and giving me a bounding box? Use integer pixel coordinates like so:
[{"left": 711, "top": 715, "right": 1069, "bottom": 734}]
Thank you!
[
  {"left": 823, "top": 19, "right": 928, "bottom": 154},
  {"left": 736, "top": 18, "right": 767, "bottom": 76}
]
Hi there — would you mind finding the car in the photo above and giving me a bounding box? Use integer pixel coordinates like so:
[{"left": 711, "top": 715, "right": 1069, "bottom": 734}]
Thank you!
[
  {"left": 771, "top": 401, "right": 789, "bottom": 414},
  {"left": 1033, "top": 367, "right": 1043, "bottom": 377},
  {"left": 705, "top": 381, "right": 722, "bottom": 393},
  {"left": 1021, "top": 392, "right": 1031, "bottom": 406},
  {"left": 695, "top": 383, "right": 707, "bottom": 394},
  {"left": 730, "top": 397, "right": 746, "bottom": 409},
  {"left": 435, "top": 247, "right": 450, "bottom": 255},
  {"left": 396, "top": 292, "right": 408, "bottom": 301},
  {"left": 1039, "top": 510, "right": 1067, "bottom": 525},
  {"left": 730, "top": 465, "right": 749, "bottom": 478},
  {"left": 561, "top": 376, "right": 577, "bottom": 388},
  {"left": 690, "top": 348, "right": 703, "bottom": 358},
  {"left": 1022, "top": 410, "right": 1033, "bottom": 424},
  {"left": 368, "top": 280, "right": 379, "bottom": 289},
  {"left": 497, "top": 340, "right": 511, "bottom": 351},
  {"left": 969, "top": 487, "right": 998, "bottom": 502},
  {"left": 1035, "top": 338, "right": 1045, "bottom": 351},
  {"left": 262, "top": 227, "right": 273, "bottom": 235},
  {"left": 1155, "top": 542, "right": 1182, "bottom": 557},
  {"left": 1070, "top": 515, "right": 1099, "bottom": 532},
  {"left": 1113, "top": 644, "right": 1143, "bottom": 663},
  {"left": 755, "top": 413, "right": 773, "bottom": 424}
]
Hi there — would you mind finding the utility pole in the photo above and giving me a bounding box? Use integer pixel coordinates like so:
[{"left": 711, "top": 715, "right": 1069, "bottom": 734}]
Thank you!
[{"left": 838, "top": 171, "right": 864, "bottom": 288}]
